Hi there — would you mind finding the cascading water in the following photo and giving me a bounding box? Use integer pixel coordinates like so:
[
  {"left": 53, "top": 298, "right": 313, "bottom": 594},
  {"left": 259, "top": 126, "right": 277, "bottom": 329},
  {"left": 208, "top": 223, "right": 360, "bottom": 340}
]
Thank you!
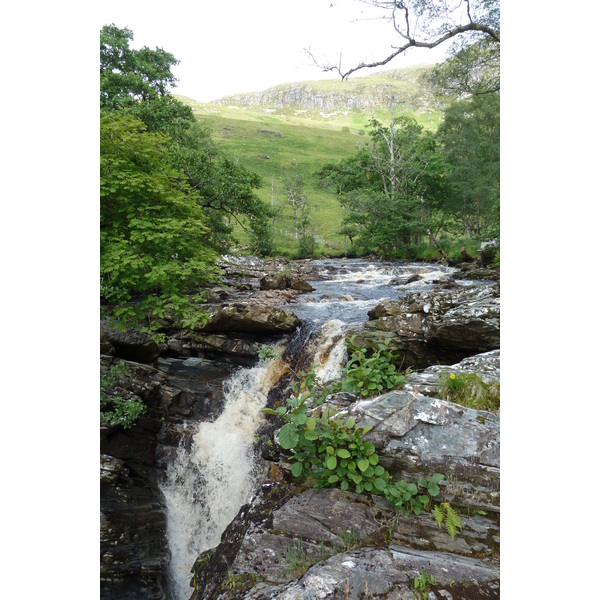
[
  {"left": 158, "top": 259, "right": 462, "bottom": 600},
  {"left": 159, "top": 355, "right": 286, "bottom": 600}
]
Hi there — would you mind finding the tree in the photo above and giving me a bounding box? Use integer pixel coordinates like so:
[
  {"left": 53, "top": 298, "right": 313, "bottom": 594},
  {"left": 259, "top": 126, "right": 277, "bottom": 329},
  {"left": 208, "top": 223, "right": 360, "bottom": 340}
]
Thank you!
[
  {"left": 100, "top": 25, "right": 274, "bottom": 256},
  {"left": 429, "top": 35, "right": 500, "bottom": 96},
  {"left": 100, "top": 24, "right": 179, "bottom": 110},
  {"left": 281, "top": 165, "right": 315, "bottom": 258},
  {"left": 318, "top": 115, "right": 446, "bottom": 257},
  {"left": 100, "top": 113, "right": 220, "bottom": 333},
  {"left": 308, "top": 0, "right": 499, "bottom": 90},
  {"left": 435, "top": 93, "right": 499, "bottom": 237}
]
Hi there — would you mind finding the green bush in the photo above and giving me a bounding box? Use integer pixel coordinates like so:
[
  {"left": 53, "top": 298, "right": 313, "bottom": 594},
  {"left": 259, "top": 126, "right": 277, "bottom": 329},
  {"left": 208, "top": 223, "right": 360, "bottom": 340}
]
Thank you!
[{"left": 341, "top": 336, "right": 407, "bottom": 397}]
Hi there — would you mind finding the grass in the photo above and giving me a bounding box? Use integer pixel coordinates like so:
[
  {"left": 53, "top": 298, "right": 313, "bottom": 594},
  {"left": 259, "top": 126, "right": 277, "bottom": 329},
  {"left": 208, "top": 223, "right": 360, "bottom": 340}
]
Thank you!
[
  {"left": 438, "top": 372, "right": 500, "bottom": 413},
  {"left": 176, "top": 65, "right": 452, "bottom": 256}
]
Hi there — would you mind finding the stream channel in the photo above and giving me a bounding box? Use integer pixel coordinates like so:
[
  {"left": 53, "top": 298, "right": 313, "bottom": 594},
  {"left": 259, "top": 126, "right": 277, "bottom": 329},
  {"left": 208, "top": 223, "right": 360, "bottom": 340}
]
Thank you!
[{"left": 156, "top": 259, "right": 459, "bottom": 600}]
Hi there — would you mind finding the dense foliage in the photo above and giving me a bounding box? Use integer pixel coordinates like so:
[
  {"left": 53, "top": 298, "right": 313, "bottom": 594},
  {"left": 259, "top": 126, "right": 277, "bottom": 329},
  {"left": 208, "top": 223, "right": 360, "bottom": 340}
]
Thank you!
[
  {"left": 317, "top": 93, "right": 499, "bottom": 257},
  {"left": 100, "top": 112, "right": 219, "bottom": 330},
  {"left": 100, "top": 24, "right": 274, "bottom": 333},
  {"left": 318, "top": 115, "right": 447, "bottom": 257},
  {"left": 436, "top": 93, "right": 500, "bottom": 239}
]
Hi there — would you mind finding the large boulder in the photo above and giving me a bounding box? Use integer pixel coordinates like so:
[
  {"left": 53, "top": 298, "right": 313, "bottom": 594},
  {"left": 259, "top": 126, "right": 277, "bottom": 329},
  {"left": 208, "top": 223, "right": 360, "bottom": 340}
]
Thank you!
[
  {"left": 259, "top": 272, "right": 315, "bottom": 292},
  {"left": 349, "top": 390, "right": 500, "bottom": 507},
  {"left": 101, "top": 324, "right": 162, "bottom": 363},
  {"left": 199, "top": 303, "right": 301, "bottom": 335},
  {"left": 348, "top": 283, "right": 499, "bottom": 369}
]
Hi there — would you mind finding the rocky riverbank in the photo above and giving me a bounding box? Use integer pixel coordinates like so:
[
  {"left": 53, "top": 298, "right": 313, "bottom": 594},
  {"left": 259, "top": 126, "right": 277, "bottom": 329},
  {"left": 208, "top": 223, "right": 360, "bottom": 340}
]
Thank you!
[{"left": 100, "top": 255, "right": 500, "bottom": 599}]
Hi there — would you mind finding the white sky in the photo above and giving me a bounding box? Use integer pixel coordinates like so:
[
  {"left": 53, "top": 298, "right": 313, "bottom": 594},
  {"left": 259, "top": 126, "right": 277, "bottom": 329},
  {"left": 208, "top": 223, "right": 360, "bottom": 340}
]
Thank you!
[{"left": 96, "top": 0, "right": 451, "bottom": 102}]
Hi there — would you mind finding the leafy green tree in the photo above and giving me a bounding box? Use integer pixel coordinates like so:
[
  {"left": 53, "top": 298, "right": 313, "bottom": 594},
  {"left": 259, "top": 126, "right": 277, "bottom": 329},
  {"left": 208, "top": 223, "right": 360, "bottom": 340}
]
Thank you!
[
  {"left": 429, "top": 35, "right": 500, "bottom": 96},
  {"left": 100, "top": 24, "right": 179, "bottom": 110},
  {"left": 100, "top": 25, "right": 274, "bottom": 255},
  {"left": 319, "top": 115, "right": 446, "bottom": 257},
  {"left": 435, "top": 93, "right": 499, "bottom": 237},
  {"left": 100, "top": 113, "right": 220, "bottom": 332}
]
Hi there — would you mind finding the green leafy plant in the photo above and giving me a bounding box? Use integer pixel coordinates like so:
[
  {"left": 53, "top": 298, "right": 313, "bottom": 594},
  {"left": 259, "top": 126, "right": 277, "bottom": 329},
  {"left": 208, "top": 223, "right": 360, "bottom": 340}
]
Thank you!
[
  {"left": 341, "top": 336, "right": 407, "bottom": 397},
  {"left": 259, "top": 345, "right": 458, "bottom": 536},
  {"left": 221, "top": 571, "right": 257, "bottom": 591},
  {"left": 413, "top": 571, "right": 437, "bottom": 600},
  {"left": 438, "top": 372, "right": 500, "bottom": 412},
  {"left": 384, "top": 473, "right": 444, "bottom": 516},
  {"left": 434, "top": 502, "right": 462, "bottom": 540},
  {"left": 100, "top": 361, "right": 147, "bottom": 429}
]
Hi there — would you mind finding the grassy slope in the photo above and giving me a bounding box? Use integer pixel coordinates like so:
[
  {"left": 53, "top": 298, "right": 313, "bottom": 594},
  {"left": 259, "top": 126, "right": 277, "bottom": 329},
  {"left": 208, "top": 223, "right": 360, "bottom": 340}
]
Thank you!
[{"left": 176, "top": 65, "right": 449, "bottom": 256}]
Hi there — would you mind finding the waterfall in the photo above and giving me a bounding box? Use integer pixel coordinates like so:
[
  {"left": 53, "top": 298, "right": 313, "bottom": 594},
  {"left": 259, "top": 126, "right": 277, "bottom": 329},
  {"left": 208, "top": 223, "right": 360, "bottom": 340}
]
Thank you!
[
  {"left": 159, "top": 320, "right": 350, "bottom": 600},
  {"left": 159, "top": 353, "right": 286, "bottom": 600}
]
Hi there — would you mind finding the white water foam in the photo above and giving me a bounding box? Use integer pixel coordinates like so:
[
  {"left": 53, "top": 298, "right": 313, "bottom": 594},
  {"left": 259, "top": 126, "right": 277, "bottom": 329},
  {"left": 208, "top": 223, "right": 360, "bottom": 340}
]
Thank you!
[
  {"left": 312, "top": 319, "right": 348, "bottom": 384},
  {"left": 159, "top": 355, "right": 284, "bottom": 600}
]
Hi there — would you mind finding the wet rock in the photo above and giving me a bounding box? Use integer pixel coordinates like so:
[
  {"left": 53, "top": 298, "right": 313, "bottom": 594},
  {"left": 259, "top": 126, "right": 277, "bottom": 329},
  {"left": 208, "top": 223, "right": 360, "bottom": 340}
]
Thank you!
[
  {"left": 101, "top": 324, "right": 161, "bottom": 363},
  {"left": 259, "top": 272, "right": 315, "bottom": 292},
  {"left": 100, "top": 358, "right": 175, "bottom": 599}
]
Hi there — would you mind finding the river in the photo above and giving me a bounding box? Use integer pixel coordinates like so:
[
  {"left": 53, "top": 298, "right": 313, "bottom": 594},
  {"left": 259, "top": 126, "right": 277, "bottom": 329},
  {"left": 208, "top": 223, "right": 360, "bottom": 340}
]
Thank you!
[{"left": 157, "top": 259, "right": 460, "bottom": 600}]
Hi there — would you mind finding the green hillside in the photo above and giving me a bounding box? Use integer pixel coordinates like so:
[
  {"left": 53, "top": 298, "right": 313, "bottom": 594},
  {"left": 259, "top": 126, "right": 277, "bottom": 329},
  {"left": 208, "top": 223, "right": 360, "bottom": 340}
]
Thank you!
[{"left": 176, "top": 65, "right": 450, "bottom": 256}]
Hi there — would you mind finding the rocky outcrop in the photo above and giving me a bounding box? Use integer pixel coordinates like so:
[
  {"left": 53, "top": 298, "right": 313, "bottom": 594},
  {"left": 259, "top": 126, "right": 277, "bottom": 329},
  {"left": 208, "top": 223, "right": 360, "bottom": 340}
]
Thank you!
[
  {"left": 100, "top": 257, "right": 501, "bottom": 600},
  {"left": 199, "top": 304, "right": 301, "bottom": 335},
  {"left": 209, "top": 66, "right": 443, "bottom": 114},
  {"left": 189, "top": 481, "right": 499, "bottom": 599},
  {"left": 404, "top": 350, "right": 500, "bottom": 399},
  {"left": 100, "top": 358, "right": 175, "bottom": 599},
  {"left": 101, "top": 325, "right": 162, "bottom": 363},
  {"left": 259, "top": 272, "right": 315, "bottom": 292},
  {"left": 348, "top": 283, "right": 500, "bottom": 369},
  {"left": 186, "top": 351, "right": 500, "bottom": 599}
]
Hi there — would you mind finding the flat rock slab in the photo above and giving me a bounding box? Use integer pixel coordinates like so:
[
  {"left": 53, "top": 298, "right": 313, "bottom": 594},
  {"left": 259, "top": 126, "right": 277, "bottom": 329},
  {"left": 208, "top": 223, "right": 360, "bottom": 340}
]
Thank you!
[
  {"left": 349, "top": 390, "right": 499, "bottom": 502},
  {"left": 245, "top": 545, "right": 499, "bottom": 599}
]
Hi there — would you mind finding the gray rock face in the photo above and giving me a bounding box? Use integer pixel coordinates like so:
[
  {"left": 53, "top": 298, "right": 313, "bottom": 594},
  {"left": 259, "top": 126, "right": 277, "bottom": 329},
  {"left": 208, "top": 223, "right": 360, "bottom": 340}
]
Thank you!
[
  {"left": 199, "top": 303, "right": 301, "bottom": 334},
  {"left": 404, "top": 350, "right": 500, "bottom": 399},
  {"left": 351, "top": 390, "right": 499, "bottom": 494},
  {"left": 189, "top": 483, "right": 499, "bottom": 599},
  {"left": 188, "top": 357, "right": 500, "bottom": 600},
  {"left": 349, "top": 284, "right": 499, "bottom": 369},
  {"left": 252, "top": 545, "right": 499, "bottom": 599}
]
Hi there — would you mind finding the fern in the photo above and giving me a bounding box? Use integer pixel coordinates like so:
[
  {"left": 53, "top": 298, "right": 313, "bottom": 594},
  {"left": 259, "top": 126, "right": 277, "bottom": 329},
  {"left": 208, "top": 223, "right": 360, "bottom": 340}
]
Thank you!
[
  {"left": 434, "top": 502, "right": 462, "bottom": 540},
  {"left": 434, "top": 504, "right": 444, "bottom": 528}
]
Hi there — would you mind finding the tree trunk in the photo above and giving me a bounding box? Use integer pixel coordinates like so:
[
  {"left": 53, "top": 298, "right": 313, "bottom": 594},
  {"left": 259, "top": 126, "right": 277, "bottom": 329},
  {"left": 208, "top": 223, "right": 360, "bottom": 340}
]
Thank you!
[{"left": 427, "top": 230, "right": 452, "bottom": 264}]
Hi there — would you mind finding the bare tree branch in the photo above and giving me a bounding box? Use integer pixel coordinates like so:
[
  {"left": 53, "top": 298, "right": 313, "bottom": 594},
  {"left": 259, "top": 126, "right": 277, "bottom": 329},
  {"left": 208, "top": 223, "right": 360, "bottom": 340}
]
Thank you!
[{"left": 306, "top": 0, "right": 499, "bottom": 81}]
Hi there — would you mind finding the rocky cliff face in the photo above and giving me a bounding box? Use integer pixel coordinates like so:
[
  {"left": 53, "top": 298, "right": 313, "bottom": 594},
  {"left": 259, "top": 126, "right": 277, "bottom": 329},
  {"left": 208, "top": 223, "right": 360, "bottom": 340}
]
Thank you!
[{"left": 211, "top": 67, "right": 445, "bottom": 114}]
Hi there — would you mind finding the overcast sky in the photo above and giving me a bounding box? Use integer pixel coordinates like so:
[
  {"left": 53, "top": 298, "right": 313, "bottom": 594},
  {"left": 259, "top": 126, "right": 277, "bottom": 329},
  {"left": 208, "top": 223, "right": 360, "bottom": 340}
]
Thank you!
[{"left": 96, "top": 0, "right": 451, "bottom": 102}]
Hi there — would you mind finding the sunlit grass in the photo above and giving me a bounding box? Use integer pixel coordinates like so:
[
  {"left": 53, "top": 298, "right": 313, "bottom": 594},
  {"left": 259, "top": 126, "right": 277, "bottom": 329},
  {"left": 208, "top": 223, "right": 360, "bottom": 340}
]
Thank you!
[{"left": 176, "top": 65, "right": 450, "bottom": 255}]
